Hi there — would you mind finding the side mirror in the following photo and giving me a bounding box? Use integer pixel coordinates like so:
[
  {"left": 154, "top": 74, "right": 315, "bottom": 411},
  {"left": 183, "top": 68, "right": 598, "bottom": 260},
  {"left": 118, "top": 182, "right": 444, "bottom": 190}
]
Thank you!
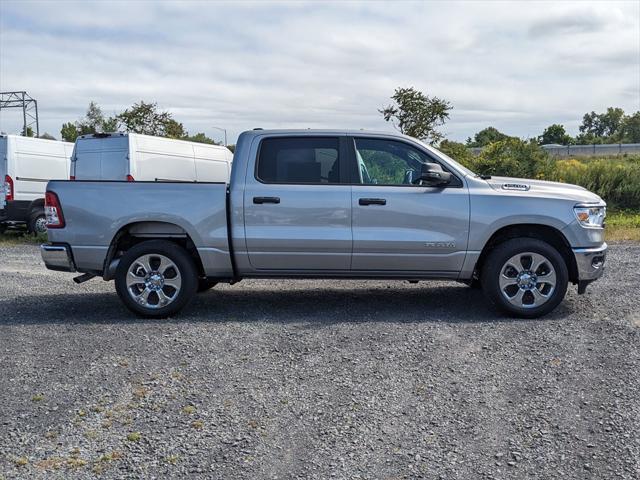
[{"left": 414, "top": 163, "right": 452, "bottom": 186}]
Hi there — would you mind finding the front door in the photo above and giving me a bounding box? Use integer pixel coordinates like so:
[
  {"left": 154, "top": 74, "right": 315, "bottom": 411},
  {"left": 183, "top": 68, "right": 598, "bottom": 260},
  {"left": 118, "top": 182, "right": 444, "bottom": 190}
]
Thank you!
[
  {"left": 243, "top": 136, "right": 352, "bottom": 271},
  {"left": 350, "top": 136, "right": 469, "bottom": 273}
]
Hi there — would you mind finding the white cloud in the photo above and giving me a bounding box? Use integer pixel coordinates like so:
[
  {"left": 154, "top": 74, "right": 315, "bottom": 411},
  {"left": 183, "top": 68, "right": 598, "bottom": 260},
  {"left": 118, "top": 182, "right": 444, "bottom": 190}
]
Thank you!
[{"left": 0, "top": 0, "right": 638, "bottom": 143}]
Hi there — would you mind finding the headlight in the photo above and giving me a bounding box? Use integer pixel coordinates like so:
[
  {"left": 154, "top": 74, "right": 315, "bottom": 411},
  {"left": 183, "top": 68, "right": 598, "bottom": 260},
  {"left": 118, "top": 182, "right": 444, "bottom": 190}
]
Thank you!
[{"left": 574, "top": 205, "right": 606, "bottom": 228}]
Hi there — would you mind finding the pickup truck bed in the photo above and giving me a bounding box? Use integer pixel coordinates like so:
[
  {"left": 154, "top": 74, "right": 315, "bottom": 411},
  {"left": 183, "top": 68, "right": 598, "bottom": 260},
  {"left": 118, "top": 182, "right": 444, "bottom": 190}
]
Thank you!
[{"left": 46, "top": 181, "right": 233, "bottom": 277}]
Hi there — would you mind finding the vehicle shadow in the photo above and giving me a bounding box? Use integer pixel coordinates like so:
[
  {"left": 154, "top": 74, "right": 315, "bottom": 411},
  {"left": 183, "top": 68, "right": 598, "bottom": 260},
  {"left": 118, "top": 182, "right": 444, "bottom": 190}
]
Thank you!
[{"left": 0, "top": 282, "right": 570, "bottom": 326}]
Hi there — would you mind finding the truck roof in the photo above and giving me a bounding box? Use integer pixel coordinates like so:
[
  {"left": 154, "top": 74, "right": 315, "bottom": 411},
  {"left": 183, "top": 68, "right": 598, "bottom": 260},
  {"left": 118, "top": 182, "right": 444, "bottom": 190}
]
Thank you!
[{"left": 241, "top": 128, "right": 410, "bottom": 138}]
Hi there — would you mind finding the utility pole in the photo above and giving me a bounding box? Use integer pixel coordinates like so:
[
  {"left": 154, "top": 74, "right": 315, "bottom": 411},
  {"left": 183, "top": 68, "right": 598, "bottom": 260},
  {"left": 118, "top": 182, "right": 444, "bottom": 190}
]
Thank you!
[{"left": 211, "top": 126, "right": 227, "bottom": 146}]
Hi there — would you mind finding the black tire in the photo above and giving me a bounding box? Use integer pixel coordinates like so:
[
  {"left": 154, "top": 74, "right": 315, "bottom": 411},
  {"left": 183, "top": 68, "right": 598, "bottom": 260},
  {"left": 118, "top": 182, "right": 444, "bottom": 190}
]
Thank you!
[
  {"left": 0, "top": 223, "right": 6, "bottom": 235},
  {"left": 28, "top": 210, "right": 47, "bottom": 234},
  {"left": 481, "top": 238, "right": 568, "bottom": 318},
  {"left": 115, "top": 240, "right": 198, "bottom": 318},
  {"left": 197, "top": 278, "right": 218, "bottom": 293}
]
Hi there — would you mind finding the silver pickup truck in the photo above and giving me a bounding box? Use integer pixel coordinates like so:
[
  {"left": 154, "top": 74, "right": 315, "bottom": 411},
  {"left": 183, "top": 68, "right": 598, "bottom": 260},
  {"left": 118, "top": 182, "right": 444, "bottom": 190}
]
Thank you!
[{"left": 41, "top": 129, "right": 607, "bottom": 318}]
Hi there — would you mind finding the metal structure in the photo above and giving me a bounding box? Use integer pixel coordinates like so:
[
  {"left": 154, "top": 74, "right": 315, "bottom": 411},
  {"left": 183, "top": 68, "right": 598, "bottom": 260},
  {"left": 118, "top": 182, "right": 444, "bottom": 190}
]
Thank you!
[
  {"left": 211, "top": 125, "right": 227, "bottom": 146},
  {"left": 0, "top": 91, "right": 39, "bottom": 137},
  {"left": 469, "top": 143, "right": 640, "bottom": 158}
]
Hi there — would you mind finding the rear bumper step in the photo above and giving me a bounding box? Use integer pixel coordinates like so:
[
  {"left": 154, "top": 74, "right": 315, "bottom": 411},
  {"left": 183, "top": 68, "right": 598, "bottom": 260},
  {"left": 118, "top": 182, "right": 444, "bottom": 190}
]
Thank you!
[{"left": 41, "top": 244, "right": 76, "bottom": 272}]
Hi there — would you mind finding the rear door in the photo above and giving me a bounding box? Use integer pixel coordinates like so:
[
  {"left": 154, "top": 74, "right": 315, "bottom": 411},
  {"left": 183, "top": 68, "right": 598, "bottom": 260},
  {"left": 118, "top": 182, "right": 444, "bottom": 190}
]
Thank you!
[
  {"left": 350, "top": 136, "right": 469, "bottom": 274},
  {"left": 243, "top": 135, "right": 352, "bottom": 271},
  {"left": 13, "top": 137, "right": 67, "bottom": 201},
  {"left": 73, "top": 136, "right": 129, "bottom": 180}
]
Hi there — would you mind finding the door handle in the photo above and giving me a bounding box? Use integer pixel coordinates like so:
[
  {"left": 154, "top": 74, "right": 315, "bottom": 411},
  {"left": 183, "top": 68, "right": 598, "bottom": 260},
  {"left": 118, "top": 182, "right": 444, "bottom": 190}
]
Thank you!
[
  {"left": 253, "top": 196, "right": 281, "bottom": 204},
  {"left": 359, "top": 198, "right": 386, "bottom": 206}
]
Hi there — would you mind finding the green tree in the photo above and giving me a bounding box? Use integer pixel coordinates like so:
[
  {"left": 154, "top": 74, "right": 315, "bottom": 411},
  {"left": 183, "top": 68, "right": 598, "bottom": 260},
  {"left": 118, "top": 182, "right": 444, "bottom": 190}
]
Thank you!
[
  {"left": 60, "top": 101, "right": 117, "bottom": 142},
  {"left": 39, "top": 132, "right": 56, "bottom": 140},
  {"left": 438, "top": 139, "right": 474, "bottom": 169},
  {"left": 184, "top": 132, "right": 219, "bottom": 145},
  {"left": 466, "top": 127, "right": 511, "bottom": 147},
  {"left": 538, "top": 124, "right": 574, "bottom": 145},
  {"left": 164, "top": 119, "right": 187, "bottom": 139},
  {"left": 116, "top": 101, "right": 181, "bottom": 136},
  {"left": 473, "top": 138, "right": 549, "bottom": 178},
  {"left": 578, "top": 107, "right": 625, "bottom": 143},
  {"left": 226, "top": 144, "right": 235, "bottom": 153},
  {"left": 620, "top": 111, "right": 640, "bottom": 143},
  {"left": 21, "top": 126, "right": 34, "bottom": 137},
  {"left": 379, "top": 87, "right": 451, "bottom": 144},
  {"left": 574, "top": 132, "right": 604, "bottom": 145},
  {"left": 60, "top": 122, "right": 79, "bottom": 142}
]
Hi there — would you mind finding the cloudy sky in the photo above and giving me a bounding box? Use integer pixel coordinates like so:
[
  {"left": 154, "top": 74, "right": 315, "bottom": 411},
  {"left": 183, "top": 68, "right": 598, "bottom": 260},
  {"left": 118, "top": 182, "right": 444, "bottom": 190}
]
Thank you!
[{"left": 1, "top": 0, "right": 638, "bottom": 143}]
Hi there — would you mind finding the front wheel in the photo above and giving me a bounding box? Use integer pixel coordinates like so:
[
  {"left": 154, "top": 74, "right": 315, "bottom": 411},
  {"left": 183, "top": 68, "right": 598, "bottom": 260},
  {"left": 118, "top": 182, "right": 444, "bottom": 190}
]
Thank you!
[
  {"left": 481, "top": 238, "right": 568, "bottom": 318},
  {"left": 115, "top": 240, "right": 198, "bottom": 318}
]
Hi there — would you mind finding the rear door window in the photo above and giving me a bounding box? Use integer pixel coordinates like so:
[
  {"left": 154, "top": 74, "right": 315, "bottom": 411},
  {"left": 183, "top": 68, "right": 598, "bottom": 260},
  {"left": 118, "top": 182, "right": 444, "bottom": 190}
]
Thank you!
[{"left": 256, "top": 137, "right": 344, "bottom": 184}]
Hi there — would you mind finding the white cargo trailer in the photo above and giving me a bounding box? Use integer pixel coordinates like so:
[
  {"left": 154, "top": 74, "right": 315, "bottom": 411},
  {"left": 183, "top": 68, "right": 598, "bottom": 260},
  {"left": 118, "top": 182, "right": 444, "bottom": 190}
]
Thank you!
[
  {"left": 0, "top": 135, "right": 73, "bottom": 233},
  {"left": 71, "top": 132, "right": 233, "bottom": 183}
]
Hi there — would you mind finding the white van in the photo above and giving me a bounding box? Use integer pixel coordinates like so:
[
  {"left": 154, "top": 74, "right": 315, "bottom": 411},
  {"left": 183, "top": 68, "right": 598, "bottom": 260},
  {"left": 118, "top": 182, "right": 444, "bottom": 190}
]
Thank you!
[
  {"left": 0, "top": 135, "right": 73, "bottom": 233},
  {"left": 71, "top": 132, "right": 233, "bottom": 183}
]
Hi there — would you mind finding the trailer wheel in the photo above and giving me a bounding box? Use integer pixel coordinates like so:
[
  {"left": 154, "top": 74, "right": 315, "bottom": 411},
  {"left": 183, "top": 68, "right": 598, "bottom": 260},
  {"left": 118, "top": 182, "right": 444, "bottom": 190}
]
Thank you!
[
  {"left": 115, "top": 240, "right": 198, "bottom": 318},
  {"left": 481, "top": 238, "right": 568, "bottom": 318}
]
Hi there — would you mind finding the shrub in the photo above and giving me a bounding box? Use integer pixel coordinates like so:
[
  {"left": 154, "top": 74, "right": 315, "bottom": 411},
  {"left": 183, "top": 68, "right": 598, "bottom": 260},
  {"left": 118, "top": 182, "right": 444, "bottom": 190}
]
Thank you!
[
  {"left": 546, "top": 159, "right": 640, "bottom": 210},
  {"left": 437, "top": 138, "right": 640, "bottom": 209},
  {"left": 438, "top": 140, "right": 474, "bottom": 170},
  {"left": 470, "top": 138, "right": 549, "bottom": 178}
]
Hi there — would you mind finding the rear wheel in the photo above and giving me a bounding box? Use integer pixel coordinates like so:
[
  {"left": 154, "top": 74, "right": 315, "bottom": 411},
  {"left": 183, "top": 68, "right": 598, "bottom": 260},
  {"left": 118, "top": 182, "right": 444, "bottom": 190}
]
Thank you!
[
  {"left": 481, "top": 238, "right": 568, "bottom": 318},
  {"left": 28, "top": 210, "right": 47, "bottom": 234},
  {"left": 115, "top": 240, "right": 198, "bottom": 318}
]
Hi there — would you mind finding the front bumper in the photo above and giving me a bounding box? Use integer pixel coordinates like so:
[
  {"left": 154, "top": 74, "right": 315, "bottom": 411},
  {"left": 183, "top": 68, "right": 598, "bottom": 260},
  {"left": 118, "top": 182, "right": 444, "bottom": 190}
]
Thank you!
[
  {"left": 41, "top": 243, "right": 76, "bottom": 272},
  {"left": 573, "top": 243, "right": 606, "bottom": 292}
]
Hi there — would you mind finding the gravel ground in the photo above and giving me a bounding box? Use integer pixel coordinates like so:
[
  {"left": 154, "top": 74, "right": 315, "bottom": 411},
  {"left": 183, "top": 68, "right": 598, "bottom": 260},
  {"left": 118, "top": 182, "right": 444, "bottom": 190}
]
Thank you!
[{"left": 0, "top": 243, "right": 638, "bottom": 479}]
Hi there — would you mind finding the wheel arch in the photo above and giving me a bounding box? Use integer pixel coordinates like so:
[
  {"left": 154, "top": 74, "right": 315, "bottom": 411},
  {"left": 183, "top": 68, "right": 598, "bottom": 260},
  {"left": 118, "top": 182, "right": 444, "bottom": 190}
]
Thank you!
[
  {"left": 102, "top": 221, "right": 206, "bottom": 280},
  {"left": 28, "top": 197, "right": 45, "bottom": 213},
  {"left": 474, "top": 224, "right": 578, "bottom": 284}
]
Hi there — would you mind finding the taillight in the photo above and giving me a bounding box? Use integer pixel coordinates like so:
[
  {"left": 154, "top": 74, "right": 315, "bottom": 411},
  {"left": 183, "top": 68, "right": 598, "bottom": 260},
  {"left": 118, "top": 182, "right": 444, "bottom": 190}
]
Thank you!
[
  {"left": 126, "top": 174, "right": 135, "bottom": 182},
  {"left": 44, "top": 191, "right": 65, "bottom": 228},
  {"left": 4, "top": 175, "right": 13, "bottom": 201},
  {"left": 70, "top": 175, "right": 75, "bottom": 180}
]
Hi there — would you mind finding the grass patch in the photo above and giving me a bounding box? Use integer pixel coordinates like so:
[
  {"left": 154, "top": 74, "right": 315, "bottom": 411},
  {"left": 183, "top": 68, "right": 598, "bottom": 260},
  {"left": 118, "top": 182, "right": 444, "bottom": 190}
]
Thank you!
[
  {"left": 0, "top": 231, "right": 47, "bottom": 246},
  {"left": 126, "top": 432, "right": 141, "bottom": 442},
  {"left": 66, "top": 457, "right": 87, "bottom": 469},
  {"left": 191, "top": 420, "right": 204, "bottom": 429},
  {"left": 31, "top": 394, "right": 44, "bottom": 402},
  {"left": 35, "top": 457, "right": 64, "bottom": 470},
  {"left": 182, "top": 405, "right": 196, "bottom": 415},
  {"left": 606, "top": 210, "right": 640, "bottom": 242}
]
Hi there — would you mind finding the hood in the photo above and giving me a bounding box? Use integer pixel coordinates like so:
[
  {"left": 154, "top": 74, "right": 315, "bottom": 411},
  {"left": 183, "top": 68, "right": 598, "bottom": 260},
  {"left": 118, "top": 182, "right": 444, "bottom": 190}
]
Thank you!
[{"left": 484, "top": 176, "right": 605, "bottom": 205}]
